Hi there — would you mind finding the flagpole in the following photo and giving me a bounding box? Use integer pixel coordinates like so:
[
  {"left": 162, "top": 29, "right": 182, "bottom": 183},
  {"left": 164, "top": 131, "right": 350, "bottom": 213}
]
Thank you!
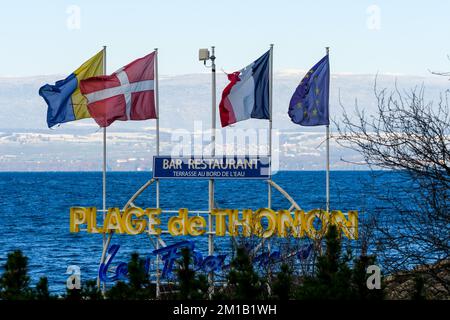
[
  {"left": 101, "top": 45, "right": 107, "bottom": 291},
  {"left": 208, "top": 45, "right": 216, "bottom": 294},
  {"left": 325, "top": 47, "right": 330, "bottom": 213},
  {"left": 154, "top": 48, "right": 161, "bottom": 299},
  {"left": 268, "top": 44, "right": 274, "bottom": 209}
]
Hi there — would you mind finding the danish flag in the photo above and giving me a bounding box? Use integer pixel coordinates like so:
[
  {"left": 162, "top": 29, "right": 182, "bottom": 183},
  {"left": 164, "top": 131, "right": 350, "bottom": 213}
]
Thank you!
[{"left": 80, "top": 51, "right": 157, "bottom": 127}]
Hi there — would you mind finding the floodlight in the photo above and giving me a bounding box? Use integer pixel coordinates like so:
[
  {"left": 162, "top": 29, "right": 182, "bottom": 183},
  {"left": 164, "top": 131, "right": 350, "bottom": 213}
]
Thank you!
[{"left": 199, "top": 48, "right": 210, "bottom": 61}]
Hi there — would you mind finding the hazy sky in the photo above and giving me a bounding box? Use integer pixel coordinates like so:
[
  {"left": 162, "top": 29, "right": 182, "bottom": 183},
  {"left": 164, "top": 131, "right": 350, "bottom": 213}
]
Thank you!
[{"left": 1, "top": 0, "right": 450, "bottom": 77}]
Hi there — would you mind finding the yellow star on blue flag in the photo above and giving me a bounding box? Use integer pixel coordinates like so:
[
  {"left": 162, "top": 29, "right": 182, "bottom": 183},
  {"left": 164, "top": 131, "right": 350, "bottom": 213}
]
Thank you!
[{"left": 288, "top": 55, "right": 330, "bottom": 126}]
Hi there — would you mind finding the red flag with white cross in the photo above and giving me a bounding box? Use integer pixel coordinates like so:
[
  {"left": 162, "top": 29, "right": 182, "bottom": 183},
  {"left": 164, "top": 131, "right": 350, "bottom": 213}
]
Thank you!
[{"left": 80, "top": 51, "right": 157, "bottom": 127}]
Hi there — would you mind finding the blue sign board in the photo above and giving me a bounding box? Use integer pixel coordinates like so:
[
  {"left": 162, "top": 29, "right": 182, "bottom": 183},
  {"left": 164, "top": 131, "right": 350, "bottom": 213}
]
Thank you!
[{"left": 153, "top": 156, "right": 270, "bottom": 179}]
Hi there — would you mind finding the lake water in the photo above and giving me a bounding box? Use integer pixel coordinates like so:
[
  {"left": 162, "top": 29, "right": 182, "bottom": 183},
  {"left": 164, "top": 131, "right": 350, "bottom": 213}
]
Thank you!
[{"left": 0, "top": 171, "right": 405, "bottom": 293}]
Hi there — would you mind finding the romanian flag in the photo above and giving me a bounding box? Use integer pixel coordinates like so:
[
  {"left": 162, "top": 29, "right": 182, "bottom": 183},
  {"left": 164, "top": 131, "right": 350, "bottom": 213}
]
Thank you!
[{"left": 39, "top": 50, "right": 104, "bottom": 128}]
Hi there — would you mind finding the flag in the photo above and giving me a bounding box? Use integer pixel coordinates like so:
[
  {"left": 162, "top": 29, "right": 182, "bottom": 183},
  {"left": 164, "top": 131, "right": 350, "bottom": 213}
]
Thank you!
[
  {"left": 219, "top": 50, "right": 270, "bottom": 127},
  {"left": 80, "top": 52, "right": 156, "bottom": 127},
  {"left": 288, "top": 55, "right": 330, "bottom": 126},
  {"left": 39, "top": 50, "right": 104, "bottom": 128}
]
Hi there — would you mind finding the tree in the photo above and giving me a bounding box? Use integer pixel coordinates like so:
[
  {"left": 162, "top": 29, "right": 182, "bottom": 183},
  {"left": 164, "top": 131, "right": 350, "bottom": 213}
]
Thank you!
[
  {"left": 296, "top": 225, "right": 354, "bottom": 299},
  {"left": 176, "top": 248, "right": 208, "bottom": 299},
  {"left": 64, "top": 278, "right": 102, "bottom": 300},
  {"left": 105, "top": 281, "right": 130, "bottom": 300},
  {"left": 295, "top": 225, "right": 384, "bottom": 300},
  {"left": 0, "top": 250, "right": 32, "bottom": 300},
  {"left": 65, "top": 287, "right": 82, "bottom": 300},
  {"left": 226, "top": 246, "right": 265, "bottom": 300},
  {"left": 272, "top": 264, "right": 293, "bottom": 300},
  {"left": 106, "top": 252, "right": 154, "bottom": 300},
  {"left": 336, "top": 82, "right": 450, "bottom": 296},
  {"left": 81, "top": 279, "right": 103, "bottom": 300},
  {"left": 128, "top": 253, "right": 150, "bottom": 293},
  {"left": 35, "top": 277, "right": 51, "bottom": 300},
  {"left": 352, "top": 255, "right": 384, "bottom": 300}
]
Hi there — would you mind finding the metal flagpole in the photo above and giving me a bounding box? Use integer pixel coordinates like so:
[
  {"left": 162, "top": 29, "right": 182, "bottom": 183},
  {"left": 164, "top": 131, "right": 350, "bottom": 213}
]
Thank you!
[
  {"left": 268, "top": 44, "right": 274, "bottom": 209},
  {"left": 99, "top": 45, "right": 107, "bottom": 291},
  {"left": 208, "top": 46, "right": 216, "bottom": 293},
  {"left": 325, "top": 47, "right": 330, "bottom": 213},
  {"left": 154, "top": 48, "right": 161, "bottom": 298}
]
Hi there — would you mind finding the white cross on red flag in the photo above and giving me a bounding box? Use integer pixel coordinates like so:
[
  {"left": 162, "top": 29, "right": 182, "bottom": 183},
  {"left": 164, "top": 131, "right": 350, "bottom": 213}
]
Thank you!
[{"left": 80, "top": 51, "right": 157, "bottom": 127}]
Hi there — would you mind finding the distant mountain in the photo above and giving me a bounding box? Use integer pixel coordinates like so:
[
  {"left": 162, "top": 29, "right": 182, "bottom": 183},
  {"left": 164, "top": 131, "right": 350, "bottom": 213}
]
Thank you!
[
  {"left": 0, "top": 72, "right": 448, "bottom": 171},
  {"left": 1, "top": 71, "right": 448, "bottom": 131}
]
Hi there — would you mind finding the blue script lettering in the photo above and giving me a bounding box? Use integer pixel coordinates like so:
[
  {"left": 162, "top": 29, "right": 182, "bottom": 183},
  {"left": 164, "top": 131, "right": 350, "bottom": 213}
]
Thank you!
[{"left": 98, "top": 241, "right": 312, "bottom": 283}]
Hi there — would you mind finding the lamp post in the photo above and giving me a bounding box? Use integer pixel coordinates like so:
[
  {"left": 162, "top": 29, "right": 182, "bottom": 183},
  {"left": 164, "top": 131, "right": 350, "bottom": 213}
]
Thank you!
[{"left": 199, "top": 46, "right": 216, "bottom": 295}]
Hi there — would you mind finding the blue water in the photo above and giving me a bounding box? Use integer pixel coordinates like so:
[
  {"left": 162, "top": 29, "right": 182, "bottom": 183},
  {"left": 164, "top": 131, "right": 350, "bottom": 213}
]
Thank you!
[{"left": 0, "top": 171, "right": 403, "bottom": 293}]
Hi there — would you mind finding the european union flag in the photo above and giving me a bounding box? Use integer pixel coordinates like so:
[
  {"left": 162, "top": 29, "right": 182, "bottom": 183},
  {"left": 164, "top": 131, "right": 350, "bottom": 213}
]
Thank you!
[{"left": 288, "top": 55, "right": 330, "bottom": 126}]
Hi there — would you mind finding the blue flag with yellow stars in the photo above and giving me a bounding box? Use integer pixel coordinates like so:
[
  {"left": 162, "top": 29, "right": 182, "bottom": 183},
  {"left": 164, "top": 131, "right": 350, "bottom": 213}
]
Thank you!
[{"left": 288, "top": 55, "right": 330, "bottom": 126}]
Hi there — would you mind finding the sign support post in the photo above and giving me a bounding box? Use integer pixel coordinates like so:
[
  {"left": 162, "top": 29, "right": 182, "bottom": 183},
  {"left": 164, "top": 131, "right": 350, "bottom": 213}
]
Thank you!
[
  {"left": 325, "top": 46, "right": 330, "bottom": 213},
  {"left": 268, "top": 44, "right": 274, "bottom": 209},
  {"left": 208, "top": 46, "right": 216, "bottom": 295},
  {"left": 98, "top": 45, "right": 107, "bottom": 291}
]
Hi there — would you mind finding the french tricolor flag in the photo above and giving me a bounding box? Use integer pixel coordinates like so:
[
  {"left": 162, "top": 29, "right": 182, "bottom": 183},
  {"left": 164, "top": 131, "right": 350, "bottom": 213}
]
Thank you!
[{"left": 219, "top": 50, "right": 270, "bottom": 127}]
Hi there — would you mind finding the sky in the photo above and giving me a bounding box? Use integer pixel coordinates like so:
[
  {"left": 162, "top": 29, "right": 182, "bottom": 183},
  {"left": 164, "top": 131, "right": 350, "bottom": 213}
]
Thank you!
[{"left": 1, "top": 0, "right": 450, "bottom": 77}]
